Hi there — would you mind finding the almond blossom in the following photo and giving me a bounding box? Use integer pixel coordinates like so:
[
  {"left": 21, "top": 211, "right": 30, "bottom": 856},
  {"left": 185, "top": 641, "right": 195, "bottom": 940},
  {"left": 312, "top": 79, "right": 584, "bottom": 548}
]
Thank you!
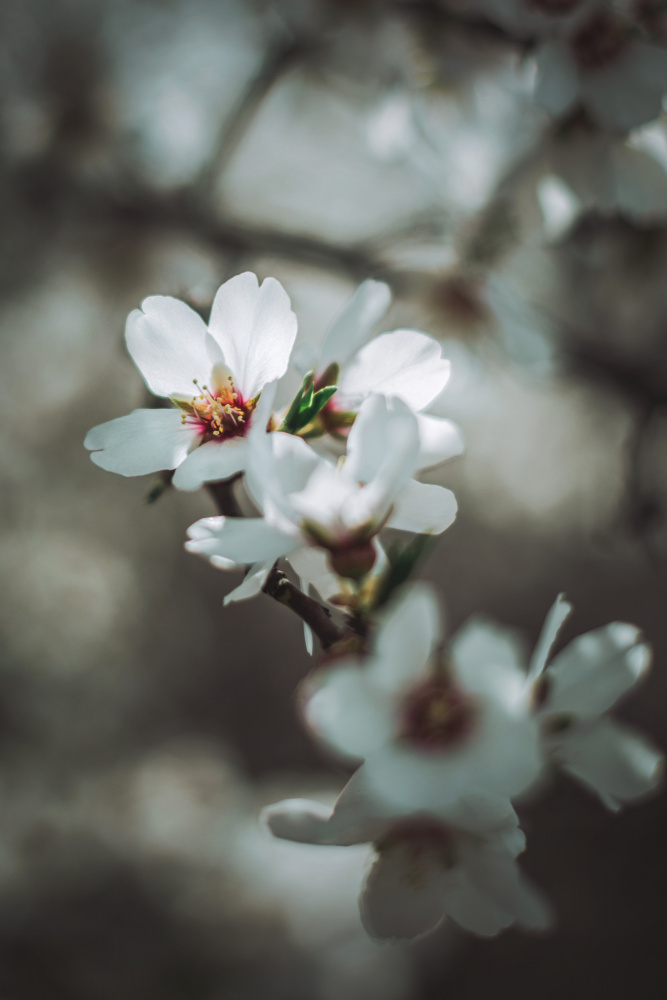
[
  {"left": 296, "top": 279, "right": 464, "bottom": 470},
  {"left": 534, "top": 10, "right": 667, "bottom": 131},
  {"left": 303, "top": 585, "right": 543, "bottom": 823},
  {"left": 527, "top": 594, "right": 664, "bottom": 810},
  {"left": 263, "top": 766, "right": 552, "bottom": 940},
  {"left": 84, "top": 272, "right": 297, "bottom": 491},
  {"left": 185, "top": 396, "right": 458, "bottom": 604}
]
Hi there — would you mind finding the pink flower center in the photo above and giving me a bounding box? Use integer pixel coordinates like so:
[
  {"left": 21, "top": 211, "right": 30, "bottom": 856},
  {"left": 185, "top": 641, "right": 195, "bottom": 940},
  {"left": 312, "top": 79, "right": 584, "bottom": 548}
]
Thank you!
[
  {"left": 570, "top": 13, "right": 630, "bottom": 71},
  {"left": 179, "top": 378, "right": 255, "bottom": 443},
  {"left": 398, "top": 678, "right": 476, "bottom": 751}
]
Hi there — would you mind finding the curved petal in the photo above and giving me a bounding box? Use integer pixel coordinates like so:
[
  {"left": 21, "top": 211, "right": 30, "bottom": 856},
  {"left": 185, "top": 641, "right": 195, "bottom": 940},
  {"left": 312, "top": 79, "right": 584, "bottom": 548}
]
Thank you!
[
  {"left": 338, "top": 330, "right": 451, "bottom": 411},
  {"left": 186, "top": 515, "right": 296, "bottom": 566},
  {"left": 208, "top": 272, "right": 297, "bottom": 401},
  {"left": 304, "top": 665, "right": 395, "bottom": 761},
  {"left": 125, "top": 297, "right": 211, "bottom": 399},
  {"left": 527, "top": 593, "right": 573, "bottom": 684},
  {"left": 287, "top": 546, "right": 340, "bottom": 601},
  {"left": 582, "top": 45, "right": 667, "bottom": 132},
  {"left": 545, "top": 623, "right": 651, "bottom": 717},
  {"left": 369, "top": 585, "right": 442, "bottom": 694},
  {"left": 172, "top": 438, "right": 249, "bottom": 491},
  {"left": 388, "top": 480, "right": 457, "bottom": 535},
  {"left": 550, "top": 718, "right": 663, "bottom": 811},
  {"left": 319, "top": 279, "right": 392, "bottom": 369},
  {"left": 223, "top": 561, "right": 272, "bottom": 605},
  {"left": 84, "top": 408, "right": 197, "bottom": 476},
  {"left": 415, "top": 414, "right": 464, "bottom": 470},
  {"left": 450, "top": 619, "right": 528, "bottom": 712},
  {"left": 360, "top": 848, "right": 446, "bottom": 941},
  {"left": 459, "top": 844, "right": 553, "bottom": 932},
  {"left": 533, "top": 41, "right": 579, "bottom": 118},
  {"left": 345, "top": 395, "right": 419, "bottom": 485},
  {"left": 439, "top": 868, "right": 511, "bottom": 937}
]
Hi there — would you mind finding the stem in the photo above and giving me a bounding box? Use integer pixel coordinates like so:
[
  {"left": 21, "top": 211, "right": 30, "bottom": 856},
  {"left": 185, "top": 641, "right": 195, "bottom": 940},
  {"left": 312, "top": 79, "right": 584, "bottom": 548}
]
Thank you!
[{"left": 262, "top": 566, "right": 345, "bottom": 650}]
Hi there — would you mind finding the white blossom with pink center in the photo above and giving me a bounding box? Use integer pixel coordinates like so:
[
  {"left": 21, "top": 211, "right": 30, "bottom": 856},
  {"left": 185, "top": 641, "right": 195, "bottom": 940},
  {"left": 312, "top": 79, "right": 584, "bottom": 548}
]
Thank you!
[
  {"left": 303, "top": 586, "right": 543, "bottom": 823},
  {"left": 185, "top": 396, "right": 458, "bottom": 604},
  {"left": 296, "top": 279, "right": 464, "bottom": 471},
  {"left": 263, "top": 766, "right": 552, "bottom": 941},
  {"left": 533, "top": 10, "right": 667, "bottom": 131},
  {"left": 84, "top": 272, "right": 297, "bottom": 491}
]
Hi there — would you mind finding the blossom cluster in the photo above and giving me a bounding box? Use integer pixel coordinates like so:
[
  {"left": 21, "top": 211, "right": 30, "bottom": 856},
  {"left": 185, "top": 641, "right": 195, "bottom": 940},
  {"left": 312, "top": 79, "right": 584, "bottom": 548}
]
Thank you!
[{"left": 85, "top": 271, "right": 663, "bottom": 942}]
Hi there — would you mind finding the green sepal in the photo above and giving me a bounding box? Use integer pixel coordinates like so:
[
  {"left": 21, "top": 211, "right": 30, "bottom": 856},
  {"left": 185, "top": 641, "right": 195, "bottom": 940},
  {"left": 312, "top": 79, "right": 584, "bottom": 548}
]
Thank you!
[
  {"left": 146, "top": 474, "right": 173, "bottom": 504},
  {"left": 372, "top": 533, "right": 437, "bottom": 610},
  {"left": 281, "top": 372, "right": 338, "bottom": 435}
]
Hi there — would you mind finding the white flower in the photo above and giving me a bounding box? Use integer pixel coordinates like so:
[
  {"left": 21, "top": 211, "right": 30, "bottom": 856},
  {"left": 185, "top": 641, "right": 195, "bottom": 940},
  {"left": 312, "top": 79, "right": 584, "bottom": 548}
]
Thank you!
[
  {"left": 528, "top": 594, "right": 664, "bottom": 810},
  {"left": 297, "top": 279, "right": 463, "bottom": 470},
  {"left": 263, "top": 767, "right": 552, "bottom": 941},
  {"left": 84, "top": 272, "right": 297, "bottom": 490},
  {"left": 534, "top": 11, "right": 667, "bottom": 131},
  {"left": 302, "top": 585, "right": 543, "bottom": 822},
  {"left": 185, "top": 396, "right": 457, "bottom": 604}
]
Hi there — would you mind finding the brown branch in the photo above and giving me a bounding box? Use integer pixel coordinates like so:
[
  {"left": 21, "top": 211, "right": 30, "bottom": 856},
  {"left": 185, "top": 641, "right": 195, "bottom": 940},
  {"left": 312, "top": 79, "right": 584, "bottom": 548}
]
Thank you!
[{"left": 262, "top": 566, "right": 345, "bottom": 650}]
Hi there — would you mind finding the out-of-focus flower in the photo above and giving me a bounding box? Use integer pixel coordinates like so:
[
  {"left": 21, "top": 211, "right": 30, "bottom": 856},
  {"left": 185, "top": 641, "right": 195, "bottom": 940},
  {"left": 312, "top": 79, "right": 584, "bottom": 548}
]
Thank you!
[
  {"left": 296, "top": 280, "right": 464, "bottom": 470},
  {"left": 263, "top": 766, "right": 552, "bottom": 940},
  {"left": 84, "top": 272, "right": 297, "bottom": 490},
  {"left": 528, "top": 594, "right": 664, "bottom": 810},
  {"left": 303, "top": 585, "right": 543, "bottom": 822},
  {"left": 186, "top": 396, "right": 457, "bottom": 602},
  {"left": 480, "top": 0, "right": 595, "bottom": 37},
  {"left": 534, "top": 10, "right": 667, "bottom": 131}
]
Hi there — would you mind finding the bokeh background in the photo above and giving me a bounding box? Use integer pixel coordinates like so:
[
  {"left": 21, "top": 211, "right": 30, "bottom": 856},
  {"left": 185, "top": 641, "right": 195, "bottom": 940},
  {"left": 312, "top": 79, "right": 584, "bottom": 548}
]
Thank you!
[{"left": 1, "top": 0, "right": 667, "bottom": 997}]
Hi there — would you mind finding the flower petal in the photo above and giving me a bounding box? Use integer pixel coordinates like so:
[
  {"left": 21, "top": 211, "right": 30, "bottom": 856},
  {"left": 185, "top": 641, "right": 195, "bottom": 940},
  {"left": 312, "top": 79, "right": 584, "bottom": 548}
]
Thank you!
[
  {"left": 186, "top": 515, "right": 297, "bottom": 566},
  {"left": 208, "top": 272, "right": 297, "bottom": 401},
  {"left": 360, "top": 848, "right": 446, "bottom": 941},
  {"left": 84, "top": 408, "right": 196, "bottom": 476},
  {"left": 303, "top": 665, "right": 395, "bottom": 761},
  {"left": 344, "top": 395, "right": 419, "bottom": 485},
  {"left": 527, "top": 593, "right": 573, "bottom": 685},
  {"left": 369, "top": 584, "right": 442, "bottom": 694},
  {"left": 388, "top": 480, "right": 458, "bottom": 535},
  {"left": 450, "top": 618, "right": 528, "bottom": 707},
  {"left": 439, "top": 868, "right": 512, "bottom": 937},
  {"left": 415, "top": 414, "right": 464, "bottom": 470},
  {"left": 337, "top": 330, "right": 451, "bottom": 411},
  {"left": 550, "top": 718, "right": 663, "bottom": 811},
  {"left": 172, "top": 438, "right": 249, "bottom": 491},
  {"left": 545, "top": 622, "right": 651, "bottom": 717},
  {"left": 125, "top": 297, "right": 211, "bottom": 399},
  {"left": 459, "top": 843, "right": 553, "bottom": 932},
  {"left": 533, "top": 41, "right": 579, "bottom": 118},
  {"left": 223, "top": 561, "right": 272, "bottom": 605},
  {"left": 319, "top": 279, "right": 392, "bottom": 370}
]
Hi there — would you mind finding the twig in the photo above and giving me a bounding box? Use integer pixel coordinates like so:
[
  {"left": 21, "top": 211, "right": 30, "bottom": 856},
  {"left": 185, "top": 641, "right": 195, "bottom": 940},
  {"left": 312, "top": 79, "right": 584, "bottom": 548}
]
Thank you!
[{"left": 262, "top": 566, "right": 345, "bottom": 650}]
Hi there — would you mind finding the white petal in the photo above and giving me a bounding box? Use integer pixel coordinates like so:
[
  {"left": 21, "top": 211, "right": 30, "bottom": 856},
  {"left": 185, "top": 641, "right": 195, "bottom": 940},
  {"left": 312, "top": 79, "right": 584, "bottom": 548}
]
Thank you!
[
  {"left": 533, "top": 41, "right": 579, "bottom": 118},
  {"left": 319, "top": 279, "right": 392, "bottom": 369},
  {"left": 208, "top": 272, "right": 297, "bottom": 401},
  {"left": 388, "top": 480, "right": 458, "bottom": 535},
  {"left": 125, "top": 297, "right": 211, "bottom": 399},
  {"left": 185, "top": 516, "right": 296, "bottom": 565},
  {"left": 337, "top": 330, "right": 451, "bottom": 411},
  {"left": 344, "top": 395, "right": 419, "bottom": 485},
  {"left": 246, "top": 428, "right": 321, "bottom": 513},
  {"left": 459, "top": 843, "right": 553, "bottom": 932},
  {"left": 415, "top": 414, "right": 464, "bottom": 470},
  {"left": 360, "top": 849, "right": 446, "bottom": 941},
  {"left": 84, "top": 408, "right": 196, "bottom": 476},
  {"left": 223, "top": 561, "right": 272, "bottom": 605},
  {"left": 304, "top": 665, "right": 395, "bottom": 761},
  {"left": 450, "top": 619, "right": 528, "bottom": 707},
  {"left": 262, "top": 799, "right": 343, "bottom": 844},
  {"left": 550, "top": 718, "right": 663, "bottom": 811},
  {"left": 545, "top": 623, "right": 651, "bottom": 717},
  {"left": 582, "top": 54, "right": 665, "bottom": 132},
  {"left": 172, "top": 438, "right": 249, "bottom": 491},
  {"left": 527, "top": 593, "right": 573, "bottom": 685},
  {"left": 370, "top": 584, "right": 442, "bottom": 694},
  {"left": 288, "top": 546, "right": 340, "bottom": 601},
  {"left": 439, "top": 868, "right": 512, "bottom": 937}
]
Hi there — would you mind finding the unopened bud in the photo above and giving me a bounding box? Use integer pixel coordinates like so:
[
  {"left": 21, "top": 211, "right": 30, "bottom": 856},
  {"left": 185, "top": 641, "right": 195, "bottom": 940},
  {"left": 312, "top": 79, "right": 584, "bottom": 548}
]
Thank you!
[{"left": 328, "top": 541, "right": 377, "bottom": 581}]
